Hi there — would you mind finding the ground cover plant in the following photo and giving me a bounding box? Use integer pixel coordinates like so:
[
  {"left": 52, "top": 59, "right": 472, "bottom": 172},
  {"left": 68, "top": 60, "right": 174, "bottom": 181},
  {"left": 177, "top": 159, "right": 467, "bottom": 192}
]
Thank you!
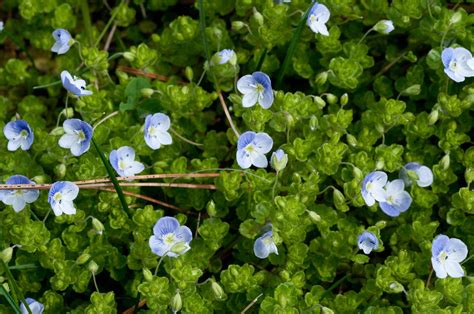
[{"left": 0, "top": 0, "right": 473, "bottom": 313}]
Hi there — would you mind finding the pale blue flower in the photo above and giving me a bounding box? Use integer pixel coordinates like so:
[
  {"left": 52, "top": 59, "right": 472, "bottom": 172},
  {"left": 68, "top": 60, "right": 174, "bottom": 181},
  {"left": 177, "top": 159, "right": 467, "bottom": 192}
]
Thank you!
[
  {"left": 48, "top": 181, "right": 79, "bottom": 216},
  {"left": 109, "top": 146, "right": 145, "bottom": 177},
  {"left": 61, "top": 70, "right": 93, "bottom": 96},
  {"left": 374, "top": 20, "right": 394, "bottom": 34},
  {"left": 58, "top": 119, "right": 93, "bottom": 156},
  {"left": 20, "top": 298, "right": 44, "bottom": 314},
  {"left": 237, "top": 72, "right": 274, "bottom": 109},
  {"left": 307, "top": 2, "right": 330, "bottom": 36},
  {"left": 357, "top": 231, "right": 378, "bottom": 254},
  {"left": 254, "top": 230, "right": 278, "bottom": 259},
  {"left": 0, "top": 21, "right": 4, "bottom": 32},
  {"left": 441, "top": 47, "right": 474, "bottom": 82},
  {"left": 149, "top": 216, "right": 193, "bottom": 257},
  {"left": 144, "top": 113, "right": 172, "bottom": 150},
  {"left": 0, "top": 175, "right": 40, "bottom": 212},
  {"left": 400, "top": 162, "right": 433, "bottom": 187},
  {"left": 361, "top": 171, "right": 387, "bottom": 206},
  {"left": 431, "top": 234, "right": 468, "bottom": 279},
  {"left": 3, "top": 120, "right": 34, "bottom": 151},
  {"left": 236, "top": 131, "right": 273, "bottom": 169},
  {"left": 379, "top": 179, "right": 412, "bottom": 217},
  {"left": 51, "top": 29, "right": 72, "bottom": 55},
  {"left": 216, "top": 49, "right": 237, "bottom": 65},
  {"left": 270, "top": 149, "right": 288, "bottom": 172}
]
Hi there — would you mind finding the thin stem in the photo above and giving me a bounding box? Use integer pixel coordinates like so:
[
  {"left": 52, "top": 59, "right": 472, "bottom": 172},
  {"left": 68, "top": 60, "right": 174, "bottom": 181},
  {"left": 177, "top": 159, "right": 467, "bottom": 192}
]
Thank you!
[
  {"left": 375, "top": 51, "right": 408, "bottom": 77},
  {"left": 154, "top": 255, "right": 166, "bottom": 276},
  {"left": 80, "top": 0, "right": 93, "bottom": 46},
  {"left": 241, "top": 293, "right": 263, "bottom": 314},
  {"left": 196, "top": 68, "right": 207, "bottom": 86},
  {"left": 170, "top": 128, "right": 203, "bottom": 147},
  {"left": 440, "top": 24, "right": 452, "bottom": 50},
  {"left": 95, "top": 4, "right": 121, "bottom": 47},
  {"left": 195, "top": 212, "right": 201, "bottom": 239},
  {"left": 317, "top": 185, "right": 336, "bottom": 195},
  {"left": 95, "top": 187, "right": 197, "bottom": 216},
  {"left": 272, "top": 171, "right": 279, "bottom": 201},
  {"left": 139, "top": 3, "right": 147, "bottom": 18},
  {"left": 426, "top": 268, "right": 433, "bottom": 288},
  {"left": 42, "top": 209, "right": 51, "bottom": 223},
  {"left": 461, "top": 254, "right": 474, "bottom": 265},
  {"left": 92, "top": 272, "right": 100, "bottom": 292},
  {"left": 103, "top": 23, "right": 118, "bottom": 51},
  {"left": 93, "top": 111, "right": 119, "bottom": 130},
  {"left": 320, "top": 274, "right": 350, "bottom": 299},
  {"left": 75, "top": 41, "right": 85, "bottom": 62},
  {"left": 218, "top": 91, "right": 240, "bottom": 138},
  {"left": 0, "top": 173, "right": 221, "bottom": 190},
  {"left": 357, "top": 28, "right": 374, "bottom": 45},
  {"left": 56, "top": 95, "right": 69, "bottom": 127}
]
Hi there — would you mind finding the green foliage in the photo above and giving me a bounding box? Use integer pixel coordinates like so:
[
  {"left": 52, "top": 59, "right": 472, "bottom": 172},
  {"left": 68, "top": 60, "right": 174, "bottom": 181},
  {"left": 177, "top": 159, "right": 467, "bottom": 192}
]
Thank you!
[{"left": 0, "top": 0, "right": 473, "bottom": 312}]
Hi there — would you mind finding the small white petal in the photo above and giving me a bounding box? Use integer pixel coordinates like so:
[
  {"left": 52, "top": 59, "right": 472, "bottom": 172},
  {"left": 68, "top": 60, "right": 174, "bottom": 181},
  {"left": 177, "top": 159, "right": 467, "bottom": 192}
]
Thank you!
[
  {"left": 431, "top": 257, "right": 447, "bottom": 279},
  {"left": 242, "top": 92, "right": 259, "bottom": 108},
  {"left": 445, "top": 260, "right": 464, "bottom": 278}
]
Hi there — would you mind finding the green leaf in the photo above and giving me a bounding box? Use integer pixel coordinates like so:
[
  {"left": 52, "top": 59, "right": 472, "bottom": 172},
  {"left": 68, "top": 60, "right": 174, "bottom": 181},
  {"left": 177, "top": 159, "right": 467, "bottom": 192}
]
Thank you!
[{"left": 119, "top": 77, "right": 151, "bottom": 112}]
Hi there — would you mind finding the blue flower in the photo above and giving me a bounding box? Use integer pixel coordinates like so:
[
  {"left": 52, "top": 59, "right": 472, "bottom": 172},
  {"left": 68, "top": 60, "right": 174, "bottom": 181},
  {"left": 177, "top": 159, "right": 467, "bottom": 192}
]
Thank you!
[
  {"left": 307, "top": 2, "right": 330, "bottom": 36},
  {"left": 48, "top": 181, "right": 79, "bottom": 216},
  {"left": 379, "top": 179, "right": 412, "bottom": 217},
  {"left": 109, "top": 146, "right": 145, "bottom": 177},
  {"left": 58, "top": 119, "right": 93, "bottom": 156},
  {"left": 374, "top": 20, "right": 394, "bottom": 34},
  {"left": 20, "top": 298, "right": 44, "bottom": 314},
  {"left": 0, "top": 21, "right": 4, "bottom": 32},
  {"left": 215, "top": 49, "right": 237, "bottom": 65},
  {"left": 237, "top": 71, "right": 274, "bottom": 109},
  {"left": 236, "top": 131, "right": 273, "bottom": 169},
  {"left": 270, "top": 149, "right": 288, "bottom": 172},
  {"left": 441, "top": 47, "right": 474, "bottom": 82},
  {"left": 51, "top": 29, "right": 72, "bottom": 55},
  {"left": 149, "top": 216, "right": 193, "bottom": 257},
  {"left": 254, "top": 230, "right": 278, "bottom": 259},
  {"left": 357, "top": 231, "right": 379, "bottom": 254},
  {"left": 361, "top": 171, "right": 387, "bottom": 206},
  {"left": 3, "top": 120, "right": 34, "bottom": 151},
  {"left": 399, "top": 162, "right": 433, "bottom": 187},
  {"left": 61, "top": 70, "right": 93, "bottom": 96},
  {"left": 0, "top": 175, "right": 40, "bottom": 212},
  {"left": 144, "top": 113, "right": 173, "bottom": 150},
  {"left": 431, "top": 234, "right": 468, "bottom": 279}
]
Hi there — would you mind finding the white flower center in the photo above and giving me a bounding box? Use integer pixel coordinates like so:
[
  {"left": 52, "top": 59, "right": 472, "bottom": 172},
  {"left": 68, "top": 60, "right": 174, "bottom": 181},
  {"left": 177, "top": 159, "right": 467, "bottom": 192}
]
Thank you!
[
  {"left": 118, "top": 159, "right": 130, "bottom": 171},
  {"left": 262, "top": 236, "right": 274, "bottom": 246},
  {"left": 74, "top": 130, "right": 86, "bottom": 143},
  {"left": 20, "top": 129, "right": 28, "bottom": 138},
  {"left": 449, "top": 60, "right": 457, "bottom": 72},
  {"left": 148, "top": 125, "right": 160, "bottom": 137},
  {"left": 53, "top": 192, "right": 62, "bottom": 202},
  {"left": 310, "top": 15, "right": 319, "bottom": 24},
  {"left": 438, "top": 251, "right": 448, "bottom": 263},
  {"left": 164, "top": 233, "right": 176, "bottom": 246}
]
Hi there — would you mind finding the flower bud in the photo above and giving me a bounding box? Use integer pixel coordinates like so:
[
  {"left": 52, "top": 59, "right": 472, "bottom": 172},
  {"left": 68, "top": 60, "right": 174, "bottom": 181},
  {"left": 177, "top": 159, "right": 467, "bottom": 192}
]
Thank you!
[
  {"left": 375, "top": 124, "right": 385, "bottom": 134},
  {"left": 185, "top": 66, "right": 194, "bottom": 82},
  {"left": 374, "top": 20, "right": 395, "bottom": 34},
  {"left": 31, "top": 175, "right": 48, "bottom": 184},
  {"left": 0, "top": 247, "right": 13, "bottom": 264},
  {"left": 440, "top": 154, "right": 450, "bottom": 170},
  {"left": 54, "top": 163, "right": 66, "bottom": 179},
  {"left": 352, "top": 167, "right": 363, "bottom": 181},
  {"left": 314, "top": 71, "right": 328, "bottom": 86},
  {"left": 207, "top": 200, "right": 217, "bottom": 217},
  {"left": 340, "top": 93, "right": 349, "bottom": 106},
  {"left": 141, "top": 88, "right": 155, "bottom": 98},
  {"left": 170, "top": 242, "right": 189, "bottom": 255},
  {"left": 401, "top": 84, "right": 421, "bottom": 96},
  {"left": 388, "top": 281, "right": 404, "bottom": 293},
  {"left": 76, "top": 253, "right": 91, "bottom": 265},
  {"left": 92, "top": 218, "right": 105, "bottom": 235},
  {"left": 313, "top": 96, "right": 326, "bottom": 109},
  {"left": 142, "top": 268, "right": 154, "bottom": 282},
  {"left": 60, "top": 107, "right": 74, "bottom": 119},
  {"left": 88, "top": 261, "right": 99, "bottom": 274},
  {"left": 270, "top": 149, "right": 288, "bottom": 172},
  {"left": 211, "top": 281, "right": 225, "bottom": 300},
  {"left": 252, "top": 9, "right": 264, "bottom": 26},
  {"left": 376, "top": 160, "right": 385, "bottom": 170},
  {"left": 321, "top": 307, "right": 335, "bottom": 314},
  {"left": 333, "top": 188, "right": 348, "bottom": 211},
  {"left": 309, "top": 115, "right": 319, "bottom": 131},
  {"left": 171, "top": 290, "right": 182, "bottom": 313},
  {"left": 450, "top": 11, "right": 462, "bottom": 24},
  {"left": 428, "top": 110, "right": 439, "bottom": 125},
  {"left": 123, "top": 51, "right": 135, "bottom": 61},
  {"left": 307, "top": 210, "right": 321, "bottom": 223},
  {"left": 231, "top": 21, "right": 246, "bottom": 31},
  {"left": 325, "top": 93, "right": 338, "bottom": 105},
  {"left": 346, "top": 134, "right": 358, "bottom": 147},
  {"left": 50, "top": 126, "right": 64, "bottom": 136}
]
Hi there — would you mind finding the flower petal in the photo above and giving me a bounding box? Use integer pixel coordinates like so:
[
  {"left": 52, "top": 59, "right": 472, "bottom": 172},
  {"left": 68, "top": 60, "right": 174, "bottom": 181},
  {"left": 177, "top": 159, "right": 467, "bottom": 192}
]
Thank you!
[
  {"left": 149, "top": 235, "right": 171, "bottom": 257},
  {"left": 237, "top": 131, "right": 256, "bottom": 150},
  {"left": 259, "top": 88, "right": 274, "bottom": 109},
  {"left": 416, "top": 165, "right": 433, "bottom": 187},
  {"left": 441, "top": 48, "right": 454, "bottom": 69},
  {"left": 151, "top": 113, "right": 171, "bottom": 131},
  {"left": 117, "top": 146, "right": 136, "bottom": 161},
  {"left": 237, "top": 75, "right": 257, "bottom": 94},
  {"left": 153, "top": 216, "right": 180, "bottom": 237},
  {"left": 379, "top": 202, "right": 401, "bottom": 217},
  {"left": 446, "top": 238, "right": 468, "bottom": 262},
  {"left": 253, "top": 132, "right": 273, "bottom": 154},
  {"left": 252, "top": 153, "right": 269, "bottom": 168},
  {"left": 242, "top": 91, "right": 259, "bottom": 108},
  {"left": 445, "top": 260, "right": 464, "bottom": 278},
  {"left": 431, "top": 257, "right": 447, "bottom": 279},
  {"left": 237, "top": 148, "right": 252, "bottom": 169},
  {"left": 175, "top": 225, "right": 193, "bottom": 243},
  {"left": 432, "top": 234, "right": 449, "bottom": 257},
  {"left": 123, "top": 161, "right": 145, "bottom": 176}
]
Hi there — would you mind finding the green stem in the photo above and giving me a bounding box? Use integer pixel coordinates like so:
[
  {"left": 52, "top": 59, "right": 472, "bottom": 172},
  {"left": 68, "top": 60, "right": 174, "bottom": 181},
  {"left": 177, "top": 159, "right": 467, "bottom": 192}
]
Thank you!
[
  {"left": 79, "top": 0, "right": 93, "bottom": 46},
  {"left": 357, "top": 28, "right": 373, "bottom": 45},
  {"left": 154, "top": 255, "right": 166, "bottom": 276},
  {"left": 272, "top": 171, "right": 279, "bottom": 201},
  {"left": 91, "top": 138, "right": 130, "bottom": 214},
  {"left": 95, "top": 5, "right": 121, "bottom": 47},
  {"left": 92, "top": 272, "right": 100, "bottom": 292},
  {"left": 170, "top": 128, "right": 203, "bottom": 147},
  {"left": 276, "top": 0, "right": 316, "bottom": 89},
  {"left": 320, "top": 274, "right": 350, "bottom": 299}
]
